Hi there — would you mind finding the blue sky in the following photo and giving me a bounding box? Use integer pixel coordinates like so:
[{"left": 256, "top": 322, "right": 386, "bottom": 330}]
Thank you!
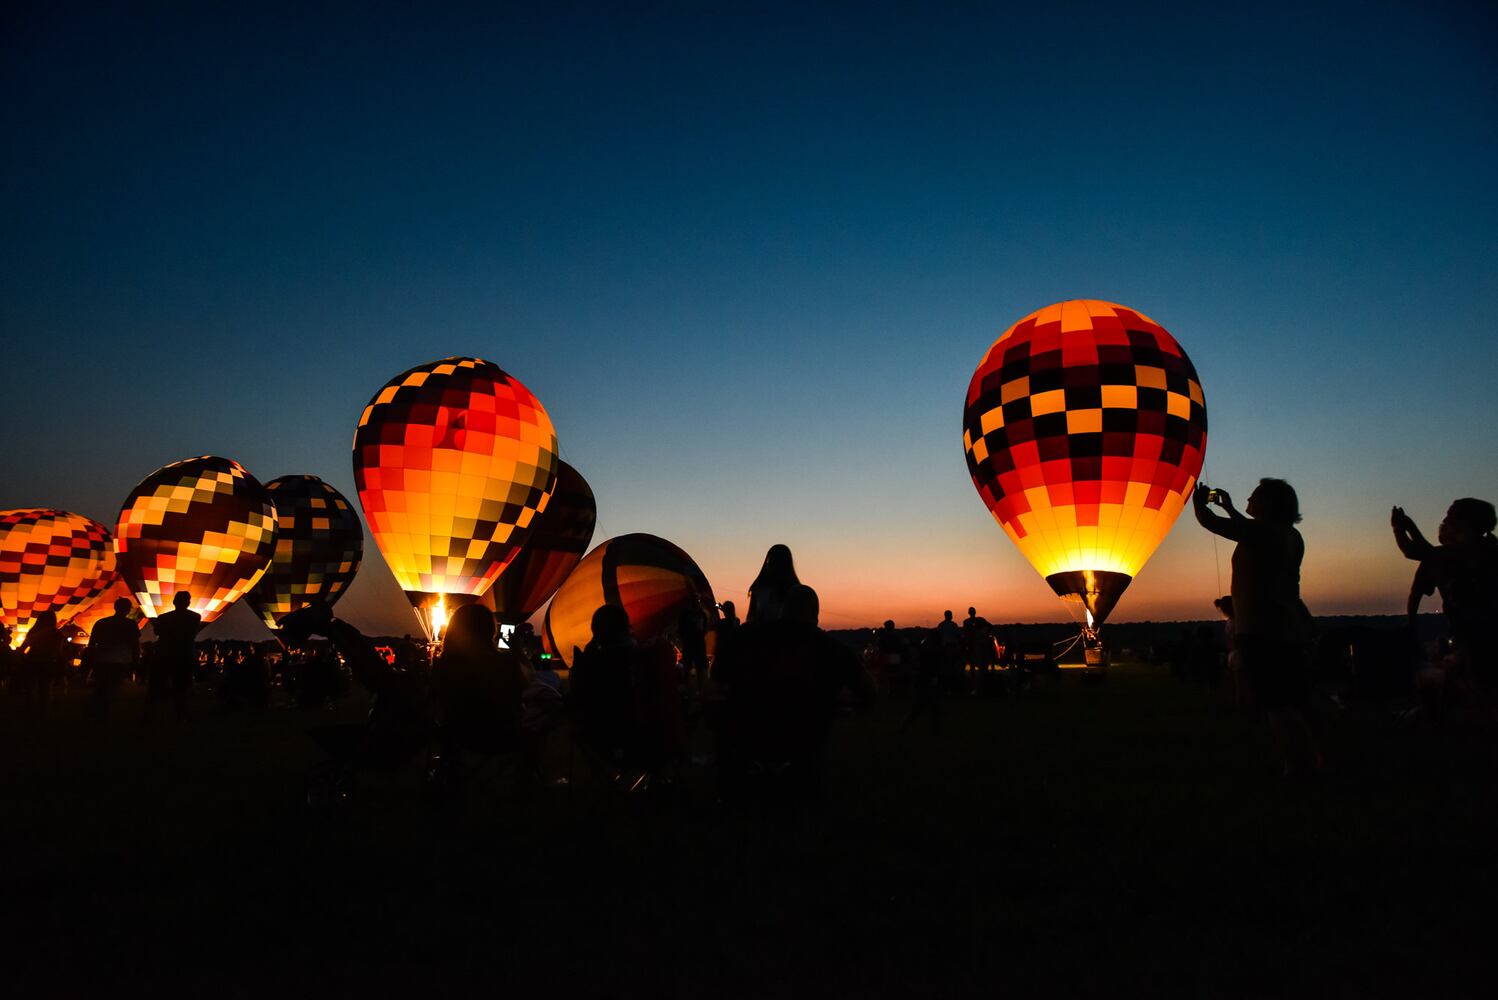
[{"left": 3, "top": 2, "right": 1495, "bottom": 636}]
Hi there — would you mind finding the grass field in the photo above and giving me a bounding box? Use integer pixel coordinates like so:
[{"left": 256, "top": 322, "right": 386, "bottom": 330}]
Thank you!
[{"left": 2, "top": 664, "right": 1493, "bottom": 997}]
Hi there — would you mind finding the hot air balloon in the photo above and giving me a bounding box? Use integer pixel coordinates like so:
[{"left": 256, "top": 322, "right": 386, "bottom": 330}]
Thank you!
[
  {"left": 962, "top": 299, "right": 1207, "bottom": 628},
  {"left": 245, "top": 475, "right": 363, "bottom": 631},
  {"left": 481, "top": 461, "right": 596, "bottom": 626},
  {"left": 114, "top": 456, "right": 279, "bottom": 622},
  {"left": 67, "top": 578, "right": 146, "bottom": 638},
  {"left": 353, "top": 356, "right": 560, "bottom": 641},
  {"left": 542, "top": 533, "right": 715, "bottom": 666},
  {"left": 1, "top": 509, "right": 119, "bottom": 647}
]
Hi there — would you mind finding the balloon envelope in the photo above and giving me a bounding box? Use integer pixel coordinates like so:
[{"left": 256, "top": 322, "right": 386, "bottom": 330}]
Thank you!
[
  {"left": 115, "top": 456, "right": 279, "bottom": 623},
  {"left": 246, "top": 475, "right": 363, "bottom": 630},
  {"left": 1, "top": 509, "right": 119, "bottom": 647},
  {"left": 962, "top": 300, "right": 1207, "bottom": 624},
  {"left": 352, "top": 356, "right": 560, "bottom": 640},
  {"left": 482, "top": 461, "right": 596, "bottom": 625},
  {"left": 542, "top": 533, "right": 715, "bottom": 667}
]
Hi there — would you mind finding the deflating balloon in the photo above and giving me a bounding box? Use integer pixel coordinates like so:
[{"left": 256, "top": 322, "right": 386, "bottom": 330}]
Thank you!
[
  {"left": 542, "top": 533, "right": 715, "bottom": 667},
  {"left": 67, "top": 578, "right": 146, "bottom": 637},
  {"left": 353, "top": 356, "right": 560, "bottom": 641},
  {"left": 962, "top": 300, "right": 1207, "bottom": 625},
  {"left": 246, "top": 475, "right": 364, "bottom": 631},
  {"left": 115, "top": 456, "right": 279, "bottom": 623},
  {"left": 1, "top": 509, "right": 119, "bottom": 647},
  {"left": 482, "top": 461, "right": 597, "bottom": 625}
]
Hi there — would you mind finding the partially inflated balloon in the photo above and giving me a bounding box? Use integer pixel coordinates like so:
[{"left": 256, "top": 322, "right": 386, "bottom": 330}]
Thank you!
[
  {"left": 542, "top": 533, "right": 714, "bottom": 666},
  {"left": 482, "top": 461, "right": 596, "bottom": 625},
  {"left": 1, "top": 509, "right": 119, "bottom": 647},
  {"left": 246, "top": 475, "right": 363, "bottom": 630},
  {"left": 962, "top": 300, "right": 1207, "bottom": 624},
  {"left": 67, "top": 578, "right": 145, "bottom": 637},
  {"left": 353, "top": 357, "right": 560, "bottom": 640},
  {"left": 115, "top": 456, "right": 279, "bottom": 623}
]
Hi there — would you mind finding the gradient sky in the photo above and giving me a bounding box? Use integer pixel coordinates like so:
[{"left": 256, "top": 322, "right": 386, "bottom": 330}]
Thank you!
[{"left": 3, "top": 2, "right": 1496, "bottom": 638}]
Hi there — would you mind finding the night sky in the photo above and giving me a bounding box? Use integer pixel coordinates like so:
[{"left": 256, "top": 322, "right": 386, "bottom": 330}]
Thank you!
[{"left": 3, "top": 2, "right": 1495, "bottom": 637}]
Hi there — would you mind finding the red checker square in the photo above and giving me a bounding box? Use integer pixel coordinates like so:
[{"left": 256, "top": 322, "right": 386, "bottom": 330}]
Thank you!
[
  {"left": 1073, "top": 481, "right": 1103, "bottom": 505},
  {"left": 1076, "top": 504, "right": 1101, "bottom": 526}
]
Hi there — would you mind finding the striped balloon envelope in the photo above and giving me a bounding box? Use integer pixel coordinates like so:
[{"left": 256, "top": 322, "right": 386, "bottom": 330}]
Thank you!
[
  {"left": 115, "top": 456, "right": 279, "bottom": 623},
  {"left": 962, "top": 300, "right": 1207, "bottom": 625},
  {"left": 352, "top": 356, "right": 560, "bottom": 641},
  {"left": 1, "top": 509, "right": 119, "bottom": 647},
  {"left": 246, "top": 475, "right": 363, "bottom": 631},
  {"left": 482, "top": 461, "right": 596, "bottom": 625},
  {"left": 542, "top": 533, "right": 714, "bottom": 666},
  {"left": 66, "top": 577, "right": 146, "bottom": 638}
]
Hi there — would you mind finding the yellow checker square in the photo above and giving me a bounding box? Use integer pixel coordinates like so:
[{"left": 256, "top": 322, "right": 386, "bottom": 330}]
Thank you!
[{"left": 1066, "top": 408, "right": 1102, "bottom": 434}]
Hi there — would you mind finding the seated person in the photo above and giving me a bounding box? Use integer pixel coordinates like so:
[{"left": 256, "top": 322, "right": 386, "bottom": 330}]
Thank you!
[{"left": 432, "top": 603, "right": 526, "bottom": 754}]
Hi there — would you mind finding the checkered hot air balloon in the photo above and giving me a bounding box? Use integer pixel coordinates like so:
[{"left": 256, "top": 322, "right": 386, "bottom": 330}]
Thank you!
[
  {"left": 542, "top": 533, "right": 715, "bottom": 667},
  {"left": 246, "top": 475, "right": 363, "bottom": 631},
  {"left": 481, "top": 461, "right": 596, "bottom": 626},
  {"left": 962, "top": 300, "right": 1208, "bottom": 625},
  {"left": 1, "top": 509, "right": 119, "bottom": 647},
  {"left": 114, "top": 456, "right": 280, "bottom": 623},
  {"left": 352, "top": 357, "right": 560, "bottom": 641}
]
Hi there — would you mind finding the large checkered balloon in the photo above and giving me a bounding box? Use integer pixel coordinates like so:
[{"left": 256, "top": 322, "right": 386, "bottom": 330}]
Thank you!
[
  {"left": 353, "top": 356, "right": 559, "bottom": 640},
  {"left": 963, "top": 300, "right": 1207, "bottom": 625},
  {"left": 542, "top": 533, "right": 715, "bottom": 667},
  {"left": 482, "top": 461, "right": 596, "bottom": 625},
  {"left": 246, "top": 475, "right": 363, "bottom": 630},
  {"left": 1, "top": 509, "right": 119, "bottom": 647},
  {"left": 115, "top": 456, "right": 279, "bottom": 623}
]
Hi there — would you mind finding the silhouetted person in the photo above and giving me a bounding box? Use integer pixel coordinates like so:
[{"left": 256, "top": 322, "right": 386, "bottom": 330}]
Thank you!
[
  {"left": 570, "top": 604, "right": 645, "bottom": 767},
  {"left": 902, "top": 628, "right": 946, "bottom": 735},
  {"left": 962, "top": 607, "right": 995, "bottom": 692},
  {"left": 677, "top": 601, "right": 710, "bottom": 682},
  {"left": 875, "top": 619, "right": 908, "bottom": 692},
  {"left": 935, "top": 610, "right": 962, "bottom": 691},
  {"left": 1392, "top": 498, "right": 1498, "bottom": 714},
  {"left": 714, "top": 584, "right": 870, "bottom": 794},
  {"left": 85, "top": 598, "right": 139, "bottom": 719},
  {"left": 713, "top": 600, "right": 741, "bottom": 668},
  {"left": 280, "top": 604, "right": 431, "bottom": 801},
  {"left": 747, "top": 544, "right": 800, "bottom": 623},
  {"left": 147, "top": 592, "right": 201, "bottom": 722},
  {"left": 1195, "top": 479, "right": 1321, "bottom": 775},
  {"left": 18, "top": 611, "right": 66, "bottom": 716},
  {"left": 431, "top": 604, "right": 529, "bottom": 783}
]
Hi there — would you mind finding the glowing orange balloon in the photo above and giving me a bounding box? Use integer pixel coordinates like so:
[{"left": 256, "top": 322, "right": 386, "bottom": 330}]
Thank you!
[
  {"left": 352, "top": 357, "right": 560, "bottom": 640},
  {"left": 962, "top": 300, "right": 1207, "bottom": 624},
  {"left": 1, "top": 509, "right": 119, "bottom": 647},
  {"left": 542, "top": 533, "right": 714, "bottom": 666},
  {"left": 115, "top": 456, "right": 280, "bottom": 623}
]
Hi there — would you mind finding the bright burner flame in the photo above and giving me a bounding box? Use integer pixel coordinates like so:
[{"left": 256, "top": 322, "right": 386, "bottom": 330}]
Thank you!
[{"left": 430, "top": 595, "right": 448, "bottom": 643}]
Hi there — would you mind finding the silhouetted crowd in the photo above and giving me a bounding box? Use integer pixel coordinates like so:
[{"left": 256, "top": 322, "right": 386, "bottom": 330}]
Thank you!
[{"left": 3, "top": 485, "right": 1495, "bottom": 794}]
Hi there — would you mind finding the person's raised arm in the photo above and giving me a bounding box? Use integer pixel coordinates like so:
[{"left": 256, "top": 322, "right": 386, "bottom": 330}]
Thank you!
[
  {"left": 1391, "top": 506, "right": 1433, "bottom": 562},
  {"left": 1193, "top": 483, "right": 1250, "bottom": 541}
]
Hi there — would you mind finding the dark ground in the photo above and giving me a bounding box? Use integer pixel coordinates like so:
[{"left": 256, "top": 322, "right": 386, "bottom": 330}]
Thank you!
[{"left": 2, "top": 664, "right": 1494, "bottom": 998}]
